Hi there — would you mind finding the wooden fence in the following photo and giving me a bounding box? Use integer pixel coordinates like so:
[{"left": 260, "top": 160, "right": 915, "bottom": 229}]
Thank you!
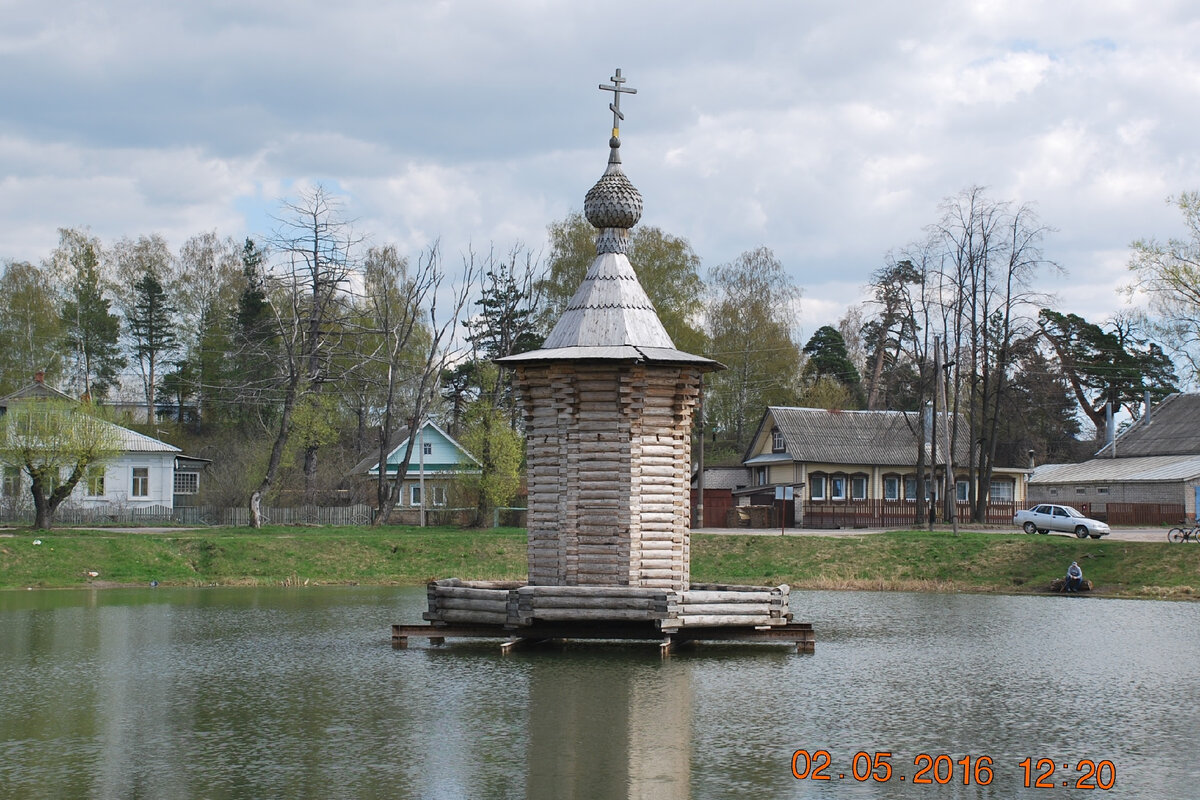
[
  {"left": 1099, "top": 503, "right": 1185, "bottom": 526},
  {"left": 0, "top": 505, "right": 177, "bottom": 526},
  {"left": 173, "top": 504, "right": 375, "bottom": 527},
  {"left": 801, "top": 500, "right": 1018, "bottom": 529},
  {"left": 0, "top": 503, "right": 376, "bottom": 527}
]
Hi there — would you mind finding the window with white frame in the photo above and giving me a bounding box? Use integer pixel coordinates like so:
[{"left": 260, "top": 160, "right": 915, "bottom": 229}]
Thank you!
[
  {"left": 1097, "top": 486, "right": 1109, "bottom": 495},
  {"left": 831, "top": 475, "right": 846, "bottom": 501},
  {"left": 810, "top": 474, "right": 826, "bottom": 501},
  {"left": 883, "top": 476, "right": 899, "bottom": 501},
  {"left": 86, "top": 467, "right": 105, "bottom": 497},
  {"left": 989, "top": 480, "right": 1014, "bottom": 502},
  {"left": 410, "top": 485, "right": 422, "bottom": 506},
  {"left": 904, "top": 477, "right": 918, "bottom": 501},
  {"left": 771, "top": 428, "right": 785, "bottom": 452},
  {"left": 423, "top": 441, "right": 432, "bottom": 456},
  {"left": 174, "top": 472, "right": 199, "bottom": 495},
  {"left": 957, "top": 480, "right": 969, "bottom": 502},
  {"left": 131, "top": 467, "right": 149, "bottom": 497},
  {"left": 431, "top": 486, "right": 447, "bottom": 506},
  {"left": 851, "top": 475, "right": 867, "bottom": 501}
]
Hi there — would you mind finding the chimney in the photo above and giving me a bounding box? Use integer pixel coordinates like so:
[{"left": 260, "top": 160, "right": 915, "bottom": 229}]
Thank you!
[
  {"left": 1106, "top": 401, "right": 1116, "bottom": 458},
  {"left": 34, "top": 371, "right": 44, "bottom": 384}
]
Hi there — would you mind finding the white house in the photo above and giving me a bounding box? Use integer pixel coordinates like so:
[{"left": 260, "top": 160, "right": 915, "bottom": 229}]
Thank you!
[{"left": 0, "top": 377, "right": 204, "bottom": 518}]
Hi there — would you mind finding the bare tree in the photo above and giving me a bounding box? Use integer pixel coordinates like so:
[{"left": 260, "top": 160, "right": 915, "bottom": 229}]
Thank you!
[
  {"left": 247, "top": 185, "right": 361, "bottom": 526},
  {"left": 929, "top": 188, "right": 1055, "bottom": 521},
  {"left": 357, "top": 242, "right": 474, "bottom": 525}
]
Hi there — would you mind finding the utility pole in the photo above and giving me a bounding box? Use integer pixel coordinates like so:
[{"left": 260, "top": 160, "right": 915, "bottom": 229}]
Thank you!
[
  {"left": 696, "top": 375, "right": 705, "bottom": 529},
  {"left": 929, "top": 337, "right": 939, "bottom": 531},
  {"left": 942, "top": 338, "right": 958, "bottom": 536}
]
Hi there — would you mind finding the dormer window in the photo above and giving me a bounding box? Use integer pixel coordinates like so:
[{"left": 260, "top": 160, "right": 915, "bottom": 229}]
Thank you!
[{"left": 771, "top": 428, "right": 785, "bottom": 453}]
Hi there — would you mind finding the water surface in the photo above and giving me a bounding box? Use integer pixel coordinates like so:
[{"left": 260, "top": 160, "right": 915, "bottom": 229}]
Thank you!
[{"left": 1, "top": 586, "right": 1196, "bottom": 799}]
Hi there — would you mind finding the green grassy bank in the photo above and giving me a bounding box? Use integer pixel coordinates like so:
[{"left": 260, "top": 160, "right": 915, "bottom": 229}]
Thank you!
[{"left": 2, "top": 526, "right": 1198, "bottom": 600}]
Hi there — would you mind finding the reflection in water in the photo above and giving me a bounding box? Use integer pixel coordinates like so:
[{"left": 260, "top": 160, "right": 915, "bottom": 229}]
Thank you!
[
  {"left": 525, "top": 651, "right": 690, "bottom": 800},
  {"left": 2, "top": 587, "right": 1200, "bottom": 799}
]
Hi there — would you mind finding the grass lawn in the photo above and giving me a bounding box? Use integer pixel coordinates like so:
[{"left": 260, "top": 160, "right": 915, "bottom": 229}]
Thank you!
[{"left": 1, "top": 525, "right": 1197, "bottom": 600}]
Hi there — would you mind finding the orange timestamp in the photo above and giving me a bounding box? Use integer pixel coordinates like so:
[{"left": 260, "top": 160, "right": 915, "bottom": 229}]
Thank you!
[{"left": 790, "top": 750, "right": 1117, "bottom": 790}]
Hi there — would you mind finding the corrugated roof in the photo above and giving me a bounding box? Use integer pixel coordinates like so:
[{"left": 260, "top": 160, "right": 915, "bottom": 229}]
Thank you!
[
  {"left": 1101, "top": 392, "right": 1200, "bottom": 457},
  {"left": 1, "top": 382, "right": 180, "bottom": 454},
  {"left": 756, "top": 406, "right": 972, "bottom": 466},
  {"left": 1031, "top": 455, "right": 1200, "bottom": 484},
  {"left": 113, "top": 425, "right": 180, "bottom": 453}
]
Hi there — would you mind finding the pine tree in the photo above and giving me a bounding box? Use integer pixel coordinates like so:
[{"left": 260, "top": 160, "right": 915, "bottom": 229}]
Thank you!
[{"left": 128, "top": 272, "right": 178, "bottom": 420}]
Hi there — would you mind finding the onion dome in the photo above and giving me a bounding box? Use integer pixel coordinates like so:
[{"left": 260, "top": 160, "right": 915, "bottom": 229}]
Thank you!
[
  {"left": 584, "top": 140, "right": 643, "bottom": 252},
  {"left": 496, "top": 68, "right": 721, "bottom": 371}
]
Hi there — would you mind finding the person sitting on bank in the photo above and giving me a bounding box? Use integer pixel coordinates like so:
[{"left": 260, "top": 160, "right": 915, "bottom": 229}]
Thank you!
[{"left": 1065, "top": 561, "right": 1083, "bottom": 593}]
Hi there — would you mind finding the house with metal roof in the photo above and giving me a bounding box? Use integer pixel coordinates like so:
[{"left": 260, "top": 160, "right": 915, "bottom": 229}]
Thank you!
[
  {"left": 1029, "top": 392, "right": 1200, "bottom": 524},
  {"left": 350, "top": 419, "right": 481, "bottom": 522},
  {"left": 735, "top": 406, "right": 1029, "bottom": 528},
  {"left": 0, "top": 376, "right": 205, "bottom": 520}
]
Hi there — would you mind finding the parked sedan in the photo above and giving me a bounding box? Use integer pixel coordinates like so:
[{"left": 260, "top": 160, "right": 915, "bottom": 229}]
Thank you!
[{"left": 1013, "top": 504, "right": 1111, "bottom": 539}]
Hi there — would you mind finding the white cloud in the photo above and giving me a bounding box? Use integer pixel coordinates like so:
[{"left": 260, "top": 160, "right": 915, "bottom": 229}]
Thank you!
[{"left": 1, "top": 0, "right": 1199, "bottom": 347}]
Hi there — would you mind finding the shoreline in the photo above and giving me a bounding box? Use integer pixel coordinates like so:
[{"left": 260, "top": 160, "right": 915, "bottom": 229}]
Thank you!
[{"left": 1, "top": 526, "right": 1197, "bottom": 601}]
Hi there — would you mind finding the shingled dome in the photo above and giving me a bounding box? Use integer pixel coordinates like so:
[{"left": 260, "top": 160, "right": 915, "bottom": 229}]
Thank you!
[{"left": 584, "top": 147, "right": 643, "bottom": 233}]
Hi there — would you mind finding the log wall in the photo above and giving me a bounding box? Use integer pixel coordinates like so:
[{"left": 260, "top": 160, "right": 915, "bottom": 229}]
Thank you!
[
  {"left": 513, "top": 362, "right": 702, "bottom": 590},
  {"left": 423, "top": 579, "right": 793, "bottom": 629}
]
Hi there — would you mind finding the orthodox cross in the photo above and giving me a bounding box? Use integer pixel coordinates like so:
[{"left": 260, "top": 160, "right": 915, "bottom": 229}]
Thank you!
[{"left": 599, "top": 68, "right": 637, "bottom": 140}]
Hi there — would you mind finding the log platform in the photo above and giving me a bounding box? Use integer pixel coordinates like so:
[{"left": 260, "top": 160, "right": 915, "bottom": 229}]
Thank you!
[
  {"left": 391, "top": 620, "right": 816, "bottom": 655},
  {"left": 401, "top": 580, "right": 814, "bottom": 654}
]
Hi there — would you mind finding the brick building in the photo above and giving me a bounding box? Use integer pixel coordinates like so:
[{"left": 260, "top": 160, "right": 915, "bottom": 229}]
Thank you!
[{"left": 1029, "top": 393, "right": 1200, "bottom": 524}]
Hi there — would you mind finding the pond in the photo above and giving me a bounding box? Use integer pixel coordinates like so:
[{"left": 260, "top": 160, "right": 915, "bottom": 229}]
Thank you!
[{"left": 1, "top": 586, "right": 1197, "bottom": 799}]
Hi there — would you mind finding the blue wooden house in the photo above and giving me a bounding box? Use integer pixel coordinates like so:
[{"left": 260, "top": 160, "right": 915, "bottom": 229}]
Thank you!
[{"left": 352, "top": 420, "right": 480, "bottom": 512}]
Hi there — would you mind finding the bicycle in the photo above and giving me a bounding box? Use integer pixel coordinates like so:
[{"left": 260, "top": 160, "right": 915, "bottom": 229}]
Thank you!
[{"left": 1167, "top": 525, "right": 1200, "bottom": 543}]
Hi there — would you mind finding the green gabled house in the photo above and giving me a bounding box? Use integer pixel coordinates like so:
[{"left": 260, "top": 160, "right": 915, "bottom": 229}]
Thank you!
[{"left": 351, "top": 420, "right": 480, "bottom": 517}]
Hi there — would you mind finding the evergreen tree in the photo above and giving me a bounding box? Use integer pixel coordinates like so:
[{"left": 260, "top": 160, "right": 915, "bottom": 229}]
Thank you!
[
  {"left": 801, "top": 325, "right": 863, "bottom": 406},
  {"left": 127, "top": 272, "right": 178, "bottom": 421},
  {"left": 1038, "top": 309, "right": 1178, "bottom": 444}
]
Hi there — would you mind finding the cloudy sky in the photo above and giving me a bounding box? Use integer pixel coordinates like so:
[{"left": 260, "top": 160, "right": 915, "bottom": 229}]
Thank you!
[{"left": 3, "top": 0, "right": 1200, "bottom": 343}]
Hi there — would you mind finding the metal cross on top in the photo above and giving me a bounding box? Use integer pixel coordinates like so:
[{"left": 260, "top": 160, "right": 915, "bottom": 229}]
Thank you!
[{"left": 599, "top": 68, "right": 637, "bottom": 141}]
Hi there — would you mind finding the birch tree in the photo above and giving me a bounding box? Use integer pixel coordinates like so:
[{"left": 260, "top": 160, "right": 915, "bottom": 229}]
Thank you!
[{"left": 1128, "top": 191, "right": 1200, "bottom": 383}]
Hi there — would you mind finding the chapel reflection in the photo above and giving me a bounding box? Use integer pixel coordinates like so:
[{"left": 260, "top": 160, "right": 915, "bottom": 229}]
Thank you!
[{"left": 525, "top": 651, "right": 691, "bottom": 800}]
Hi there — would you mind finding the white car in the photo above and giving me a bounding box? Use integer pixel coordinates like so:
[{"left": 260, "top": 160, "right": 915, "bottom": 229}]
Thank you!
[{"left": 1013, "top": 504, "right": 1111, "bottom": 539}]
